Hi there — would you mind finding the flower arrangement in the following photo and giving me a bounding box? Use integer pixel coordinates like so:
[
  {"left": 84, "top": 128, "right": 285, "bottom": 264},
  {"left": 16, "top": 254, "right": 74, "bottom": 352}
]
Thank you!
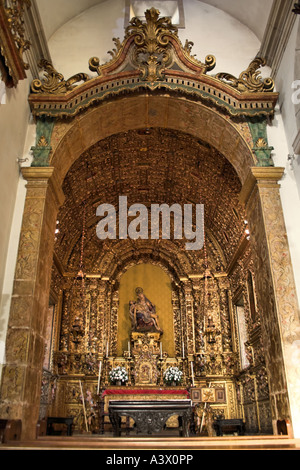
[
  {"left": 163, "top": 366, "right": 183, "bottom": 385},
  {"left": 109, "top": 366, "right": 128, "bottom": 385}
]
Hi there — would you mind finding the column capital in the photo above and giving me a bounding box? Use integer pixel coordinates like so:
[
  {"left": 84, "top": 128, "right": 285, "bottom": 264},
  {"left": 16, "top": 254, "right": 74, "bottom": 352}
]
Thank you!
[
  {"left": 239, "top": 167, "right": 285, "bottom": 206},
  {"left": 21, "top": 166, "right": 65, "bottom": 208}
]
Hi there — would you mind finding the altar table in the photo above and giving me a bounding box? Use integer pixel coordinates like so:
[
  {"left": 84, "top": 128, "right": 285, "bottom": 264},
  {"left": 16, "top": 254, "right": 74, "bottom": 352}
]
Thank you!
[
  {"left": 109, "top": 399, "right": 192, "bottom": 437},
  {"left": 101, "top": 388, "right": 190, "bottom": 433}
]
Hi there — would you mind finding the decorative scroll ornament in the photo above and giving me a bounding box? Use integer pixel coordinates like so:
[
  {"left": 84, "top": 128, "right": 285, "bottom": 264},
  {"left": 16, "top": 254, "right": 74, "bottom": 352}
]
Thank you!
[
  {"left": 124, "top": 7, "right": 215, "bottom": 82},
  {"left": 125, "top": 7, "right": 178, "bottom": 82},
  {"left": 216, "top": 58, "right": 275, "bottom": 93},
  {"left": 88, "top": 7, "right": 215, "bottom": 81},
  {"left": 31, "top": 59, "right": 90, "bottom": 94}
]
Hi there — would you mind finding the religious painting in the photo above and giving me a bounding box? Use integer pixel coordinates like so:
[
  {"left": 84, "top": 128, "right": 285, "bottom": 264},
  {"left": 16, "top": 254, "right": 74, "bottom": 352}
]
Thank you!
[
  {"left": 190, "top": 388, "right": 201, "bottom": 403},
  {"left": 215, "top": 388, "right": 226, "bottom": 403}
]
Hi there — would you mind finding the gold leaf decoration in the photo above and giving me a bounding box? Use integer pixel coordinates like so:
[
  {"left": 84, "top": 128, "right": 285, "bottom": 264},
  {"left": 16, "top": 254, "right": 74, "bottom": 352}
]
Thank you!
[
  {"left": 216, "top": 58, "right": 275, "bottom": 93},
  {"left": 31, "top": 59, "right": 90, "bottom": 94},
  {"left": 125, "top": 7, "right": 178, "bottom": 82}
]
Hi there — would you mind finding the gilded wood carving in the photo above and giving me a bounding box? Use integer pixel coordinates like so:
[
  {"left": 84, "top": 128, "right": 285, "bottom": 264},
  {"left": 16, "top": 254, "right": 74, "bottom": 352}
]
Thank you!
[{"left": 28, "top": 8, "right": 278, "bottom": 120}]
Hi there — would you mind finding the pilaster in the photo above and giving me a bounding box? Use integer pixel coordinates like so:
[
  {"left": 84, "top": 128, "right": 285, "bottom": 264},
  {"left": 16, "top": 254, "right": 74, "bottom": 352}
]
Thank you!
[
  {"left": 0, "top": 167, "right": 64, "bottom": 440},
  {"left": 240, "top": 167, "right": 300, "bottom": 436}
]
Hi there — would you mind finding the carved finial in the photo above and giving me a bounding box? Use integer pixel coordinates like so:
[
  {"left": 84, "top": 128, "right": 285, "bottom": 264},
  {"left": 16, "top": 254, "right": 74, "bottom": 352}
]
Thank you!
[{"left": 125, "top": 8, "right": 178, "bottom": 82}]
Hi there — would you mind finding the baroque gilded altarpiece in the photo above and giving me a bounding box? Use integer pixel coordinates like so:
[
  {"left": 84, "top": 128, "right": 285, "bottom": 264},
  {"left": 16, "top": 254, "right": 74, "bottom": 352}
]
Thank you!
[{"left": 2, "top": 7, "right": 300, "bottom": 440}]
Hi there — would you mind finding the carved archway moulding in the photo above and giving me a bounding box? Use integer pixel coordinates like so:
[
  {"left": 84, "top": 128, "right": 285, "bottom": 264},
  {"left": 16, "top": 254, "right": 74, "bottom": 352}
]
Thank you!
[
  {"left": 1, "top": 8, "right": 300, "bottom": 441},
  {"left": 48, "top": 95, "right": 256, "bottom": 188}
]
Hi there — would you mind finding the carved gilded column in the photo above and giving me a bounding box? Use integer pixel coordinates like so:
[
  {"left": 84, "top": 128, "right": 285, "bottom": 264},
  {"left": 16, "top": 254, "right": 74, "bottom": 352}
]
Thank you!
[
  {"left": 181, "top": 280, "right": 195, "bottom": 355},
  {"left": 0, "top": 167, "right": 64, "bottom": 440},
  {"left": 240, "top": 167, "right": 300, "bottom": 436}
]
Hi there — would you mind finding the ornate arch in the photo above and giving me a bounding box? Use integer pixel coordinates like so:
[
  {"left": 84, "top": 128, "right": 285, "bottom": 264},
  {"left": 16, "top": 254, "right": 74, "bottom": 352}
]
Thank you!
[{"left": 2, "top": 8, "right": 300, "bottom": 440}]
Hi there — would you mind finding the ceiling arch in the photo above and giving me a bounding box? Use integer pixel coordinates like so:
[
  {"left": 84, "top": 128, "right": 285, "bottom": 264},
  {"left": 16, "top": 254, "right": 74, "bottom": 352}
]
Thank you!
[
  {"left": 50, "top": 95, "right": 256, "bottom": 189},
  {"left": 54, "top": 127, "right": 246, "bottom": 279}
]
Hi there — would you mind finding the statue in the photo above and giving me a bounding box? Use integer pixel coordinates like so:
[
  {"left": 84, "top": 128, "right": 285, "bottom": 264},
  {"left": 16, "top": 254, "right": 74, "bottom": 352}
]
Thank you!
[{"left": 129, "top": 287, "right": 163, "bottom": 333}]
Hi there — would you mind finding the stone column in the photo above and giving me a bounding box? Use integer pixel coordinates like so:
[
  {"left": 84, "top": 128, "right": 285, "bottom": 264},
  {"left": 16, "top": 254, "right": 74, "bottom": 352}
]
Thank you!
[
  {"left": 0, "top": 167, "right": 64, "bottom": 440},
  {"left": 240, "top": 167, "right": 300, "bottom": 437}
]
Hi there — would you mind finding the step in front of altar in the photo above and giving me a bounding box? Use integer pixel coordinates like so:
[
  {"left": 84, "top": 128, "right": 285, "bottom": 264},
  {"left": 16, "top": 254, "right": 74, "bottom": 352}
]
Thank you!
[{"left": 102, "top": 387, "right": 190, "bottom": 429}]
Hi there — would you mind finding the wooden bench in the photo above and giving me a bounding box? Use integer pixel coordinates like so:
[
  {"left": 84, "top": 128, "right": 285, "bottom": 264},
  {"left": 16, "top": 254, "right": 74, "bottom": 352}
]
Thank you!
[
  {"left": 0, "top": 419, "right": 22, "bottom": 443},
  {"left": 46, "top": 417, "right": 73, "bottom": 436},
  {"left": 214, "top": 418, "right": 245, "bottom": 436},
  {"left": 36, "top": 418, "right": 47, "bottom": 437}
]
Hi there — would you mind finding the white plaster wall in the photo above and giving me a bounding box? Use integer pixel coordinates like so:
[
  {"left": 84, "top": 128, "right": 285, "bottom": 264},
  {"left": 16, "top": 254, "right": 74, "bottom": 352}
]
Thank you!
[
  {"left": 275, "top": 17, "right": 300, "bottom": 155},
  {"left": 0, "top": 78, "right": 33, "bottom": 375},
  {"left": 48, "top": 0, "right": 126, "bottom": 78},
  {"left": 266, "top": 17, "right": 300, "bottom": 314},
  {"left": 178, "top": 0, "right": 261, "bottom": 76},
  {"left": 279, "top": 18, "right": 300, "bottom": 204}
]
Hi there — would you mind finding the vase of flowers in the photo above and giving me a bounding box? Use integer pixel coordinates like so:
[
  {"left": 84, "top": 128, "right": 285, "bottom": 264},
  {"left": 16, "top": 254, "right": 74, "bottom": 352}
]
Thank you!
[
  {"left": 109, "top": 366, "right": 128, "bottom": 385},
  {"left": 163, "top": 366, "right": 183, "bottom": 386}
]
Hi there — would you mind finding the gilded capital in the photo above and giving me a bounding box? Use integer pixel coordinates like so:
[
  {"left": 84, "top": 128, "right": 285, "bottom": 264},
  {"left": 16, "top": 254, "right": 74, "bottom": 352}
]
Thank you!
[{"left": 239, "top": 167, "right": 285, "bottom": 206}]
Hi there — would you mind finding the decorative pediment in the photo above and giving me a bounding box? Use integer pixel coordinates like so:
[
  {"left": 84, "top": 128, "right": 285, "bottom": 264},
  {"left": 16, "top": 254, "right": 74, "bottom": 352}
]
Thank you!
[{"left": 28, "top": 7, "right": 278, "bottom": 119}]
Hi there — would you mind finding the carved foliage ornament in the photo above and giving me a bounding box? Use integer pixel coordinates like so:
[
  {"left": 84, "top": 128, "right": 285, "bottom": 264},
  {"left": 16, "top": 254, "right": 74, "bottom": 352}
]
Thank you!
[
  {"left": 89, "top": 8, "right": 215, "bottom": 80},
  {"left": 4, "top": 0, "right": 31, "bottom": 66},
  {"left": 216, "top": 58, "right": 274, "bottom": 93},
  {"left": 30, "top": 8, "right": 274, "bottom": 93},
  {"left": 31, "top": 59, "right": 90, "bottom": 94},
  {"left": 0, "top": 0, "right": 31, "bottom": 86},
  {"left": 125, "top": 7, "right": 178, "bottom": 82}
]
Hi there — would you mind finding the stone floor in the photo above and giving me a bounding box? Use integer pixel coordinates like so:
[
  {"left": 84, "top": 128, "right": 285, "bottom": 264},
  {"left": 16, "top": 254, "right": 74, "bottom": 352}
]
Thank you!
[{"left": 1, "top": 434, "right": 300, "bottom": 450}]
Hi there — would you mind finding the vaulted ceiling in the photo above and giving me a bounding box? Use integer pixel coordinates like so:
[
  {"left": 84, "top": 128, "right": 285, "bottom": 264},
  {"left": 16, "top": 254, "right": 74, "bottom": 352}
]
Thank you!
[{"left": 54, "top": 128, "right": 246, "bottom": 279}]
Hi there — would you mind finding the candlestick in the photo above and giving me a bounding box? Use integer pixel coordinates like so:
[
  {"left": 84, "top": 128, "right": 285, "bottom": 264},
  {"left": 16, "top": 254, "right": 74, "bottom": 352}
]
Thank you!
[
  {"left": 79, "top": 380, "right": 89, "bottom": 432},
  {"left": 191, "top": 361, "right": 195, "bottom": 386},
  {"left": 106, "top": 341, "right": 109, "bottom": 358},
  {"left": 128, "top": 341, "right": 131, "bottom": 357},
  {"left": 182, "top": 342, "right": 185, "bottom": 358},
  {"left": 97, "top": 360, "right": 102, "bottom": 395}
]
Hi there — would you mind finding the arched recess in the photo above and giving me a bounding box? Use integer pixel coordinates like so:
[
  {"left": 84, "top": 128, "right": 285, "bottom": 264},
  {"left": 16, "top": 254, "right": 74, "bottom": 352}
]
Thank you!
[
  {"left": 49, "top": 95, "right": 255, "bottom": 188},
  {"left": 116, "top": 262, "right": 175, "bottom": 357},
  {"left": 1, "top": 8, "right": 300, "bottom": 440}
]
